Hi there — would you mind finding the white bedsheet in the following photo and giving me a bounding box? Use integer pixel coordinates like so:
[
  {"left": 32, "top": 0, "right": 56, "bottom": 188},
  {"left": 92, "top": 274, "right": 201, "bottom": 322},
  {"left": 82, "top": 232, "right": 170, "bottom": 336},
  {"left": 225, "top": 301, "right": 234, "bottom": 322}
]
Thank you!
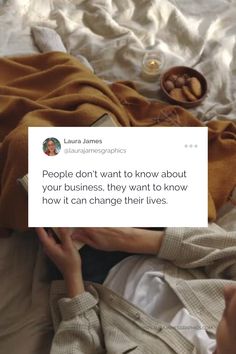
[
  {"left": 0, "top": 1, "right": 236, "bottom": 354},
  {"left": 0, "top": 0, "right": 236, "bottom": 121}
]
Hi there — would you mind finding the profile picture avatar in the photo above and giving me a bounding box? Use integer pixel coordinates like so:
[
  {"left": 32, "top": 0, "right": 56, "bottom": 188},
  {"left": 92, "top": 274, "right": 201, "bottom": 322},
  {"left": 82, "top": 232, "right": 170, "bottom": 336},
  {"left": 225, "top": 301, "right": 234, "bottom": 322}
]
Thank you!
[{"left": 43, "top": 137, "right": 61, "bottom": 156}]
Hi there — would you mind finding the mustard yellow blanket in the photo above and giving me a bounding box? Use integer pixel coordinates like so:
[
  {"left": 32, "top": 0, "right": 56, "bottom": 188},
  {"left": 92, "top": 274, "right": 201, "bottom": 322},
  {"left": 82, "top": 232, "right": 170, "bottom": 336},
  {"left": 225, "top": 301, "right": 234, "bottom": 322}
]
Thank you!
[{"left": 0, "top": 52, "right": 235, "bottom": 230}]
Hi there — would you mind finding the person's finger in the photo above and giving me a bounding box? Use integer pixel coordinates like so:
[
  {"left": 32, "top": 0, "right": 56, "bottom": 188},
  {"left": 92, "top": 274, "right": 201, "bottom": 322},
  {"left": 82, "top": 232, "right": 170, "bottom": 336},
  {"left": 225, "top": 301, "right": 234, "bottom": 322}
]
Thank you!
[
  {"left": 36, "top": 227, "right": 60, "bottom": 253},
  {"left": 56, "top": 228, "right": 75, "bottom": 249},
  {"left": 71, "top": 230, "right": 83, "bottom": 240},
  {"left": 36, "top": 227, "right": 51, "bottom": 244},
  {"left": 48, "top": 229, "right": 54, "bottom": 238}
]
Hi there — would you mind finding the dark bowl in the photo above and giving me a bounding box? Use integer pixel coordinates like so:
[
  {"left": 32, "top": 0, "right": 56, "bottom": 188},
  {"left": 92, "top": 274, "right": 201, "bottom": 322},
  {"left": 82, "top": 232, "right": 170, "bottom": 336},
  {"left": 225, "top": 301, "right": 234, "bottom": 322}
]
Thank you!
[{"left": 160, "top": 66, "right": 208, "bottom": 108}]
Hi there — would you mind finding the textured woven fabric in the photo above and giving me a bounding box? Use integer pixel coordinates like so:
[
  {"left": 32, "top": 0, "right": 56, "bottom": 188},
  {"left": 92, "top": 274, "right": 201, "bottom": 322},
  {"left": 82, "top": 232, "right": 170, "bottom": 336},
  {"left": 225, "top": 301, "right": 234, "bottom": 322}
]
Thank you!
[
  {"left": 50, "top": 224, "right": 236, "bottom": 353},
  {"left": 0, "top": 52, "right": 236, "bottom": 229}
]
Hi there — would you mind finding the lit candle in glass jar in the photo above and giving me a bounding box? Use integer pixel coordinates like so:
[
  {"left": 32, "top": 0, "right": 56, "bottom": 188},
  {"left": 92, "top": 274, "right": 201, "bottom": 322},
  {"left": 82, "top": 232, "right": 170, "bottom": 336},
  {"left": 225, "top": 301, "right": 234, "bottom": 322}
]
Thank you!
[
  {"left": 142, "top": 52, "right": 163, "bottom": 80},
  {"left": 146, "top": 59, "right": 160, "bottom": 71}
]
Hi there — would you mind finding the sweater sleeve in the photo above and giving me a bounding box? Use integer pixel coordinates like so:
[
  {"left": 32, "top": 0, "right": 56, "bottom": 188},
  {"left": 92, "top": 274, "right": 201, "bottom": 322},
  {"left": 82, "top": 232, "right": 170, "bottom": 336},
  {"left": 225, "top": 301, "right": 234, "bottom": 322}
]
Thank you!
[
  {"left": 50, "top": 290, "right": 105, "bottom": 354},
  {"left": 158, "top": 223, "right": 236, "bottom": 280}
]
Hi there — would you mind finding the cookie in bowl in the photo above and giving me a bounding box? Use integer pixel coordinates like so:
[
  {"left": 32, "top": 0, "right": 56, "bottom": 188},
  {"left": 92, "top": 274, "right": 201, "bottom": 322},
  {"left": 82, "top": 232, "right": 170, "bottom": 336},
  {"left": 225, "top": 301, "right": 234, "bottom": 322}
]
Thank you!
[{"left": 160, "top": 66, "right": 207, "bottom": 108}]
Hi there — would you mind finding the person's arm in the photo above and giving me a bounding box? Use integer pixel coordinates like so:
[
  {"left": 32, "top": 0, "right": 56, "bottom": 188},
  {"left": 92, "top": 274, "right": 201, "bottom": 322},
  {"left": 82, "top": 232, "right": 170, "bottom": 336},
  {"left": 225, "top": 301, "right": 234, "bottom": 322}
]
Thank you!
[
  {"left": 36, "top": 228, "right": 105, "bottom": 354},
  {"left": 50, "top": 291, "right": 105, "bottom": 354},
  {"left": 71, "top": 227, "right": 164, "bottom": 254},
  {"left": 158, "top": 224, "right": 236, "bottom": 280},
  {"left": 71, "top": 225, "right": 236, "bottom": 280}
]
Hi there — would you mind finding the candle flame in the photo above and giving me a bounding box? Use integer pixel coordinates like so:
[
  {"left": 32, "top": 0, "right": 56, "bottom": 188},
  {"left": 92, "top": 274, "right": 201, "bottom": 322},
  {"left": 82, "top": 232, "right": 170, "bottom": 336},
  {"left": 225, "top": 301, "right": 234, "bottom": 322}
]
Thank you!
[
  {"left": 142, "top": 55, "right": 161, "bottom": 78},
  {"left": 145, "top": 58, "right": 160, "bottom": 71}
]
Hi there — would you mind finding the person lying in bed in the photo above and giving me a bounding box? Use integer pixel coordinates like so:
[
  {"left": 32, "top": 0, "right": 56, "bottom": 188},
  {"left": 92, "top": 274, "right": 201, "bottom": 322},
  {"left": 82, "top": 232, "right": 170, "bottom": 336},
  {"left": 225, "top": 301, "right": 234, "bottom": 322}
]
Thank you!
[{"left": 36, "top": 226, "right": 236, "bottom": 354}]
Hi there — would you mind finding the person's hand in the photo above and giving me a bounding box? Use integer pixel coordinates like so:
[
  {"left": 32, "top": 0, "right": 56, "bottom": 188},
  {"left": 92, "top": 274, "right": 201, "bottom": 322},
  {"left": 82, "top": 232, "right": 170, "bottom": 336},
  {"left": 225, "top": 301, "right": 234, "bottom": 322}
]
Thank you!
[
  {"left": 36, "top": 228, "right": 84, "bottom": 297},
  {"left": 71, "top": 228, "right": 164, "bottom": 254},
  {"left": 215, "top": 285, "right": 236, "bottom": 354}
]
